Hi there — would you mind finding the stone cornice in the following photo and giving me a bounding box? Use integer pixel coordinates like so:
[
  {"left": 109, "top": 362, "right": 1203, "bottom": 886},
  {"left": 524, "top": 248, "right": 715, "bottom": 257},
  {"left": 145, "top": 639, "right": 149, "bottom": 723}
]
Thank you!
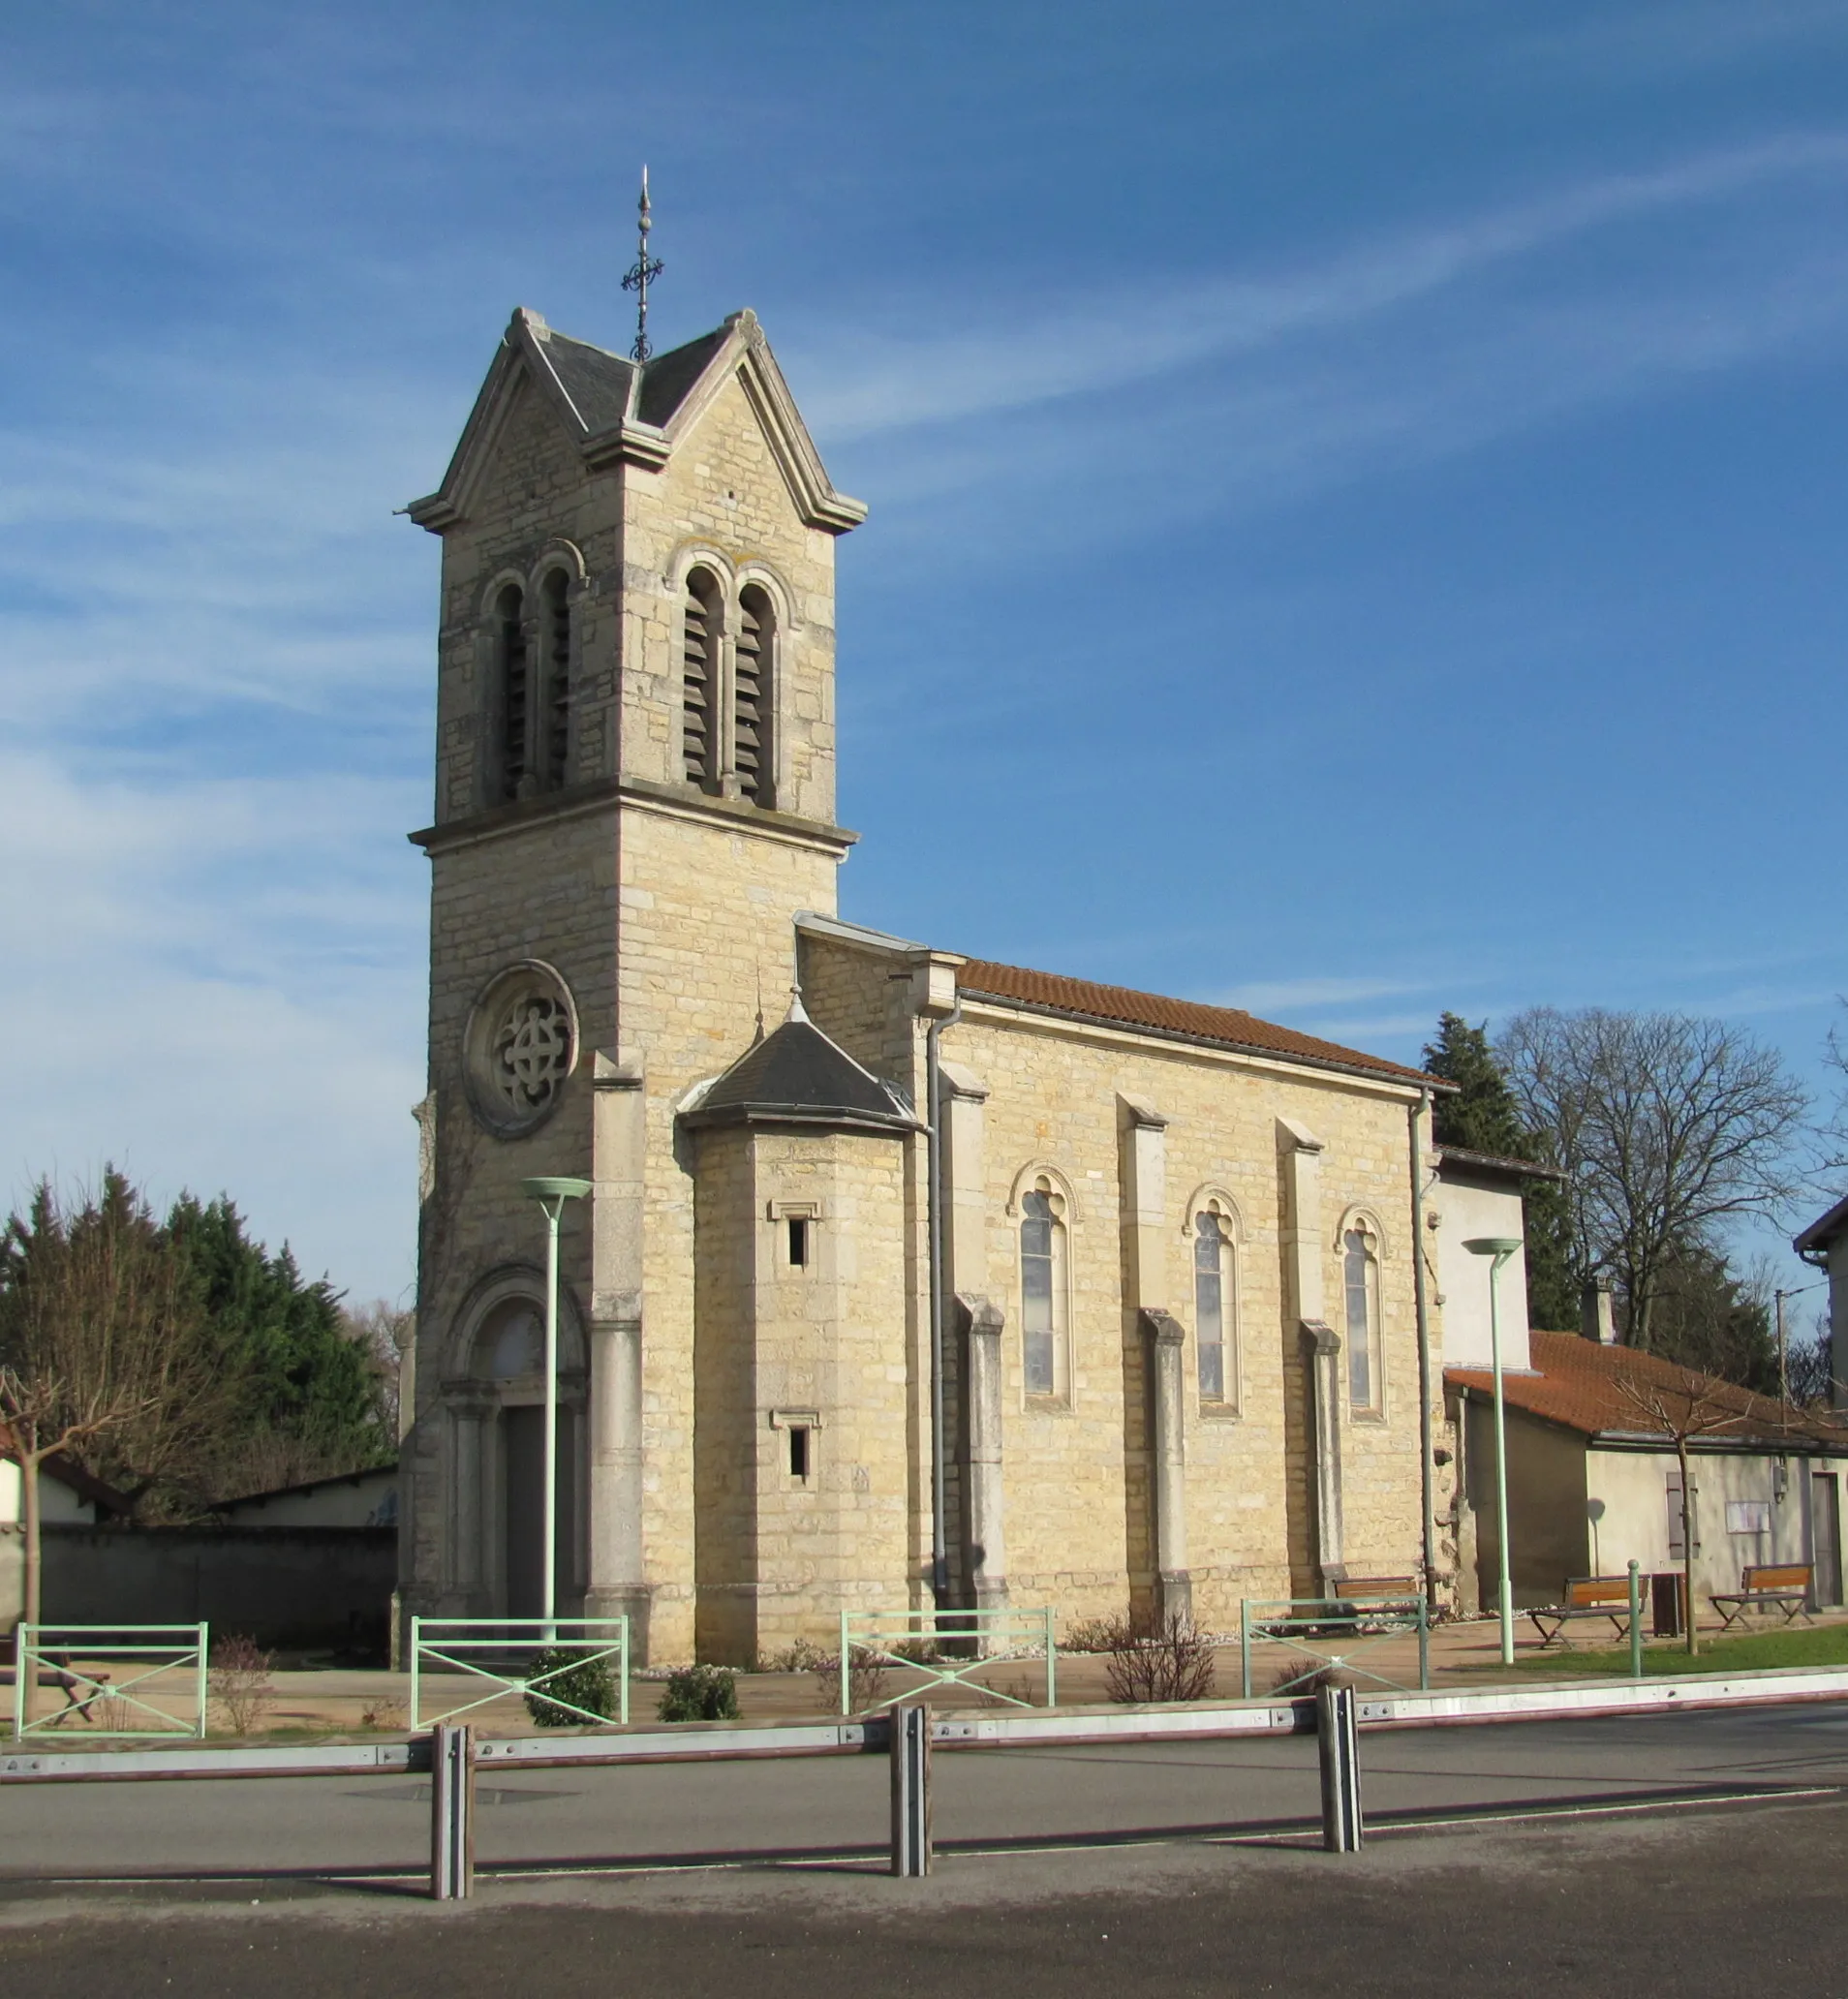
[{"left": 409, "top": 774, "right": 856, "bottom": 859}]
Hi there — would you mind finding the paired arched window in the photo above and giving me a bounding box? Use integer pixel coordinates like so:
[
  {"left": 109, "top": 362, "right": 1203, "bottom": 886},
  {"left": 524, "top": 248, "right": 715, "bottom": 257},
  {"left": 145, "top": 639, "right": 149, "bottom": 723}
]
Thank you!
[
  {"left": 682, "top": 567, "right": 719, "bottom": 787},
  {"left": 1019, "top": 1181, "right": 1070, "bottom": 1400},
  {"left": 1344, "top": 1225, "right": 1382, "bottom": 1414},
  {"left": 494, "top": 569, "right": 574, "bottom": 804},
  {"left": 679, "top": 567, "right": 777, "bottom": 808},
  {"left": 541, "top": 569, "right": 571, "bottom": 790},
  {"left": 735, "top": 584, "right": 774, "bottom": 805},
  {"left": 1193, "top": 1208, "right": 1238, "bottom": 1406},
  {"left": 496, "top": 583, "right": 529, "bottom": 802}
]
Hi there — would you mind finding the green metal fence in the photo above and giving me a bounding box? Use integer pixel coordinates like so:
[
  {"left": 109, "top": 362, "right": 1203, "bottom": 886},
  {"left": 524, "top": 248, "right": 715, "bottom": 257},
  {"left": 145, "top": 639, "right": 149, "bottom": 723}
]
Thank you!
[
  {"left": 1239, "top": 1596, "right": 1430, "bottom": 1699},
  {"left": 409, "top": 1617, "right": 631, "bottom": 1731},
  {"left": 837, "top": 1606, "right": 1057, "bottom": 1714},
  {"left": 11, "top": 1622, "right": 208, "bottom": 1739}
]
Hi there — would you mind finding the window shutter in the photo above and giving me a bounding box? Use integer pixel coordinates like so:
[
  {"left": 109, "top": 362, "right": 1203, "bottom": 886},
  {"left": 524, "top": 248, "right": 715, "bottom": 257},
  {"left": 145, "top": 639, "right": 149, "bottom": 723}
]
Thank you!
[
  {"left": 683, "top": 575, "right": 713, "bottom": 785},
  {"left": 734, "top": 593, "right": 767, "bottom": 803}
]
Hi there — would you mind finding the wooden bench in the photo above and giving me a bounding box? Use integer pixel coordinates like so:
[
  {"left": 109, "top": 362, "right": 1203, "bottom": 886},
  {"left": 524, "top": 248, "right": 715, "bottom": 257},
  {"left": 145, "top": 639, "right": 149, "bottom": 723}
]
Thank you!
[
  {"left": 1329, "top": 1576, "right": 1420, "bottom": 1609},
  {"left": 1710, "top": 1563, "right": 1814, "bottom": 1631},
  {"left": 1529, "top": 1576, "right": 1637, "bottom": 1648},
  {"left": 1324, "top": 1576, "right": 1422, "bottom": 1627}
]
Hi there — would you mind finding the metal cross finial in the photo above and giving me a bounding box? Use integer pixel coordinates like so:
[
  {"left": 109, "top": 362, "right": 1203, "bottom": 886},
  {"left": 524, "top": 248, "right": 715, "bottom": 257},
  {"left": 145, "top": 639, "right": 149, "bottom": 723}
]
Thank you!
[{"left": 622, "top": 165, "right": 665, "bottom": 363}]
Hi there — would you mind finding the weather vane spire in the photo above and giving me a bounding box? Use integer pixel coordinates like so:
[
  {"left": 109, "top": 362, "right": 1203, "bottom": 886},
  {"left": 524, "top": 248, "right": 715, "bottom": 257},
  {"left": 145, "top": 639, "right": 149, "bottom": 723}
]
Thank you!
[{"left": 622, "top": 165, "right": 664, "bottom": 363}]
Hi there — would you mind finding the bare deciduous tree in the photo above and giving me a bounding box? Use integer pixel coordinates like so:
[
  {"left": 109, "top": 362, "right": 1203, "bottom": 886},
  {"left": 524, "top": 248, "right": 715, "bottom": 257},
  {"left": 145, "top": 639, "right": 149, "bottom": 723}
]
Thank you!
[
  {"left": 1612, "top": 1366, "right": 1768, "bottom": 1656},
  {"left": 2, "top": 1367, "right": 149, "bottom": 1656},
  {"left": 339, "top": 1300, "right": 414, "bottom": 1443},
  {"left": 1499, "top": 1009, "right": 1810, "bottom": 1353}
]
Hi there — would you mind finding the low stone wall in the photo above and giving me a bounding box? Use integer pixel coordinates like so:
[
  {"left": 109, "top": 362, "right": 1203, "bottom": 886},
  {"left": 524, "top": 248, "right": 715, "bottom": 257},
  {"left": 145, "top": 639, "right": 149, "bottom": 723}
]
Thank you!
[{"left": 23, "top": 1525, "right": 396, "bottom": 1655}]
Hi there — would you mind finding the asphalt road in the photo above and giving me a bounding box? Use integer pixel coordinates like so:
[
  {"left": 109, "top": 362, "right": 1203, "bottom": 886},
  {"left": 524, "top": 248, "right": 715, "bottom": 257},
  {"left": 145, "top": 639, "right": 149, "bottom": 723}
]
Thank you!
[
  {"left": 1, "top": 1787, "right": 1845, "bottom": 1997},
  {"left": 3, "top": 1701, "right": 1848, "bottom": 1886}
]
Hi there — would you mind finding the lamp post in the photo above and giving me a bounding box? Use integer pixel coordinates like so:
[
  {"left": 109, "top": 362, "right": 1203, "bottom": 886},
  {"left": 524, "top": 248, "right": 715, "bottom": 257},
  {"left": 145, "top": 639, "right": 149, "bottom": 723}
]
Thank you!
[
  {"left": 1464, "top": 1236, "right": 1524, "bottom": 1667},
  {"left": 520, "top": 1176, "right": 592, "bottom": 1639}
]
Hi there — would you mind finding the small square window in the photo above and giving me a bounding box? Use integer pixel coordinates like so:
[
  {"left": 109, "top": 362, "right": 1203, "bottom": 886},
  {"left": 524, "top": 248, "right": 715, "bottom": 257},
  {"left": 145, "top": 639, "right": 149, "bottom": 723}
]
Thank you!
[
  {"left": 788, "top": 1426, "right": 811, "bottom": 1480},
  {"left": 786, "top": 1217, "right": 810, "bottom": 1268}
]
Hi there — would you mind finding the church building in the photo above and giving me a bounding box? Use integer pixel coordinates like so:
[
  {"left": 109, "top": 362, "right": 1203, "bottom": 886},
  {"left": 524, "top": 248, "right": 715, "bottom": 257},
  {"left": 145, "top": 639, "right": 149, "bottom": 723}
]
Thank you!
[{"left": 399, "top": 301, "right": 1452, "bottom": 1666}]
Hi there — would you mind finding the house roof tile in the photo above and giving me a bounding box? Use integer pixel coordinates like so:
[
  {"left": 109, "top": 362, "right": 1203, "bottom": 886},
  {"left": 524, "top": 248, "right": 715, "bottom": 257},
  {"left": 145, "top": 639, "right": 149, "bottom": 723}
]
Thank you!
[{"left": 1447, "top": 1331, "right": 1840, "bottom": 1449}]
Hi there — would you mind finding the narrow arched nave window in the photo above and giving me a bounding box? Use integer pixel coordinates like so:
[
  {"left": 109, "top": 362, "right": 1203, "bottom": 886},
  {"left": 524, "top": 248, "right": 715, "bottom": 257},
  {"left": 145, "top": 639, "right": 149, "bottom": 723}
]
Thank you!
[
  {"left": 1345, "top": 1226, "right": 1381, "bottom": 1413},
  {"left": 1021, "top": 1184, "right": 1069, "bottom": 1399}
]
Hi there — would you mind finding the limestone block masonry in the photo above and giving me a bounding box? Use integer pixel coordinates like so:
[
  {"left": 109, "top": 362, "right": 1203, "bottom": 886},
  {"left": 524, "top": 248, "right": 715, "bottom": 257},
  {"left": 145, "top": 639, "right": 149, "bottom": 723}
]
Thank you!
[{"left": 401, "top": 300, "right": 1448, "bottom": 1666}]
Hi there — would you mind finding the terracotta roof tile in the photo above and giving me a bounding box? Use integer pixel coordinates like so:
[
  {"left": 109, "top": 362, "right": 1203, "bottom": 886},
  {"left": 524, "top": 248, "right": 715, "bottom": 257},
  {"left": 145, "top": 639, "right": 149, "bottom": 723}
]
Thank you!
[
  {"left": 1447, "top": 1331, "right": 1840, "bottom": 1448},
  {"left": 954, "top": 958, "right": 1434, "bottom": 1086}
]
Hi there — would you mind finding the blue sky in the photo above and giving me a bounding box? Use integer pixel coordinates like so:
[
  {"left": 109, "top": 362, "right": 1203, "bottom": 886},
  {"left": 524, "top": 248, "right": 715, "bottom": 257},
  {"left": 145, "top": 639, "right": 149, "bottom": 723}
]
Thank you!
[{"left": 3, "top": 1, "right": 1845, "bottom": 1311}]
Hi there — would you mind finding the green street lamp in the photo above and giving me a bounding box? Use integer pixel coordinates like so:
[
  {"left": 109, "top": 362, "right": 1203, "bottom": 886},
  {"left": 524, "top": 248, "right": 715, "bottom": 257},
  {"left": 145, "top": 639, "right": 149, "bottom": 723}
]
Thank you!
[
  {"left": 521, "top": 1176, "right": 592, "bottom": 1638},
  {"left": 1465, "top": 1236, "right": 1524, "bottom": 1667}
]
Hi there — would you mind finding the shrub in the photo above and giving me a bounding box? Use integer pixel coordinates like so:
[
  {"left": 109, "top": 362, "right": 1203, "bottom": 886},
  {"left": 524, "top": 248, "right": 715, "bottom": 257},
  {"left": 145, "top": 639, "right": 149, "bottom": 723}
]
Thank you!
[
  {"left": 811, "top": 1645, "right": 889, "bottom": 1714},
  {"left": 762, "top": 1637, "right": 826, "bottom": 1673},
  {"left": 657, "top": 1663, "right": 740, "bottom": 1723},
  {"left": 1093, "top": 1609, "right": 1217, "bottom": 1705},
  {"left": 208, "top": 1633, "right": 274, "bottom": 1736},
  {"left": 1267, "top": 1656, "right": 1337, "bottom": 1697},
  {"left": 1062, "top": 1616, "right": 1121, "bottom": 1655},
  {"left": 525, "top": 1645, "right": 618, "bottom": 1728}
]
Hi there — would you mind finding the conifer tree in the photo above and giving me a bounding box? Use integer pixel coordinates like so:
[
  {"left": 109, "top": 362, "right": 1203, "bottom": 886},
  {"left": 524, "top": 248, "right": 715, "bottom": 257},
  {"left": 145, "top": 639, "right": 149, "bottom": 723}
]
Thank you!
[{"left": 1422, "top": 1014, "right": 1578, "bottom": 1331}]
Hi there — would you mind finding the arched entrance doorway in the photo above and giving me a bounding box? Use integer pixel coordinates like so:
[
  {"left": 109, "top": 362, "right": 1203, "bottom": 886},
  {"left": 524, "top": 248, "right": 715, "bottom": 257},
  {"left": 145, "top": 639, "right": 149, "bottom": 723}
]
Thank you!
[{"left": 444, "top": 1277, "right": 586, "bottom": 1619}]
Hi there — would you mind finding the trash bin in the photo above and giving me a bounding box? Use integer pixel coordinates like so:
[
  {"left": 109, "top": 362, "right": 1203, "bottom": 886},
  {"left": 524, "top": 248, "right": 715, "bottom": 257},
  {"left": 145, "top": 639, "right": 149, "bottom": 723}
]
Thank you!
[{"left": 1649, "top": 1572, "right": 1686, "bottom": 1639}]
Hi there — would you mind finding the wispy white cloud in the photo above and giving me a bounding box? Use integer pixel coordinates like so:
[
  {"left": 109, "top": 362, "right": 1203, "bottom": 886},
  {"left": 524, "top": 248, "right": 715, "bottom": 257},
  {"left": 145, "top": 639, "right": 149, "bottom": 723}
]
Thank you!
[
  {"left": 1216, "top": 974, "right": 1432, "bottom": 1013},
  {"left": 799, "top": 134, "right": 1848, "bottom": 443},
  {"left": 1516, "top": 1, "right": 1848, "bottom": 78}
]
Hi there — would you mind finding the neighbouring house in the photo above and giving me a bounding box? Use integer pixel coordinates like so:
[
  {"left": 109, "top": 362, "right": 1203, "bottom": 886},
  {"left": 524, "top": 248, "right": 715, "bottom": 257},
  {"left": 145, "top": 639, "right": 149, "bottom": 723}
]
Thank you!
[
  {"left": 214, "top": 1464, "right": 399, "bottom": 1530},
  {"left": 1446, "top": 1330, "right": 1848, "bottom": 1615},
  {"left": 0, "top": 1442, "right": 135, "bottom": 1632},
  {"left": 1430, "top": 1145, "right": 1569, "bottom": 1374},
  {"left": 2, "top": 1434, "right": 397, "bottom": 1652},
  {"left": 1795, "top": 1192, "right": 1848, "bottom": 1409}
]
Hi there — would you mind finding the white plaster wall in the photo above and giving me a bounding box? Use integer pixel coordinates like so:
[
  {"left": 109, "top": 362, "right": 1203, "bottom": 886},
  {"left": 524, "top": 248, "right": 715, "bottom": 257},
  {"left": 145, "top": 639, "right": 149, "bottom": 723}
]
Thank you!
[
  {"left": 1434, "top": 1178, "right": 1532, "bottom": 1370},
  {"left": 218, "top": 1470, "right": 397, "bottom": 1529},
  {"left": 1585, "top": 1446, "right": 1847, "bottom": 1603},
  {"left": 0, "top": 1460, "right": 16, "bottom": 1525}
]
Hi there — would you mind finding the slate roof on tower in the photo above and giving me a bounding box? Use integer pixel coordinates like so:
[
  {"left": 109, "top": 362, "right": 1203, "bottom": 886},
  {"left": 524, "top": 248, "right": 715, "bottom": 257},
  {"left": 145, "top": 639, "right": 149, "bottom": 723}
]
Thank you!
[
  {"left": 681, "top": 1000, "right": 921, "bottom": 1135},
  {"left": 405, "top": 308, "right": 866, "bottom": 536}
]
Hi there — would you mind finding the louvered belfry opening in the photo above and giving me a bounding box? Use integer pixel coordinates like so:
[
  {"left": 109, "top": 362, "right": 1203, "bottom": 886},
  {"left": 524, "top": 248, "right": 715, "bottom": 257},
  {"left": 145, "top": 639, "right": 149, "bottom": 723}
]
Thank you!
[
  {"left": 541, "top": 569, "right": 571, "bottom": 790},
  {"left": 497, "top": 582, "right": 528, "bottom": 801},
  {"left": 735, "top": 584, "right": 773, "bottom": 806},
  {"left": 683, "top": 568, "right": 718, "bottom": 788}
]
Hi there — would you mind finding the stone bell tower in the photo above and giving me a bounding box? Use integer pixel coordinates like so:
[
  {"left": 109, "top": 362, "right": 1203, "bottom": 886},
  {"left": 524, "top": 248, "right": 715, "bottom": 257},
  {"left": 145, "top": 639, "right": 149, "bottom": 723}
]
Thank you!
[{"left": 398, "top": 301, "right": 867, "bottom": 1660}]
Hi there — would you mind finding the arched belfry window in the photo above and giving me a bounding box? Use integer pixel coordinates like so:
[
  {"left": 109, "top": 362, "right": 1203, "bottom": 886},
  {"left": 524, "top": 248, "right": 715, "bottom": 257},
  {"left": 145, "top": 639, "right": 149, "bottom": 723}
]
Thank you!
[
  {"left": 496, "top": 582, "right": 529, "bottom": 802},
  {"left": 540, "top": 569, "right": 571, "bottom": 790},
  {"left": 682, "top": 568, "right": 719, "bottom": 789},
  {"left": 735, "top": 584, "right": 775, "bottom": 807},
  {"left": 1020, "top": 1180, "right": 1070, "bottom": 1400},
  {"left": 1344, "top": 1224, "right": 1382, "bottom": 1414}
]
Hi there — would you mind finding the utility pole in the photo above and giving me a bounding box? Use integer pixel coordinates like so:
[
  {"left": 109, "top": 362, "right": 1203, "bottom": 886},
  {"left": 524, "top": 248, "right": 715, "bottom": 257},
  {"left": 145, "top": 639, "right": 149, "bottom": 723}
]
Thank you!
[{"left": 1776, "top": 1289, "right": 1789, "bottom": 1420}]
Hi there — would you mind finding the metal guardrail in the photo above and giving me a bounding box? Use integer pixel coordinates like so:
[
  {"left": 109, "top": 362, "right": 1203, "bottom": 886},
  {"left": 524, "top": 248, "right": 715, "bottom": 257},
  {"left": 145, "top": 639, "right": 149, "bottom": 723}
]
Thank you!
[
  {"left": 409, "top": 1617, "right": 630, "bottom": 1730},
  {"left": 838, "top": 1607, "right": 1057, "bottom": 1714},
  {"left": 8, "top": 1666, "right": 1848, "bottom": 1898},
  {"left": 1239, "top": 1596, "right": 1430, "bottom": 1699},
  {"left": 11, "top": 1623, "right": 208, "bottom": 1739}
]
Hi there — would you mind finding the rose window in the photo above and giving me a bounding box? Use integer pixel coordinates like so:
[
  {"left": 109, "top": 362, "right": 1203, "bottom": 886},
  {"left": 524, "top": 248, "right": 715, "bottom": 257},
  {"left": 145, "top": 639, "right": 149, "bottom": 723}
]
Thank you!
[{"left": 463, "top": 961, "right": 579, "bottom": 1135}]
